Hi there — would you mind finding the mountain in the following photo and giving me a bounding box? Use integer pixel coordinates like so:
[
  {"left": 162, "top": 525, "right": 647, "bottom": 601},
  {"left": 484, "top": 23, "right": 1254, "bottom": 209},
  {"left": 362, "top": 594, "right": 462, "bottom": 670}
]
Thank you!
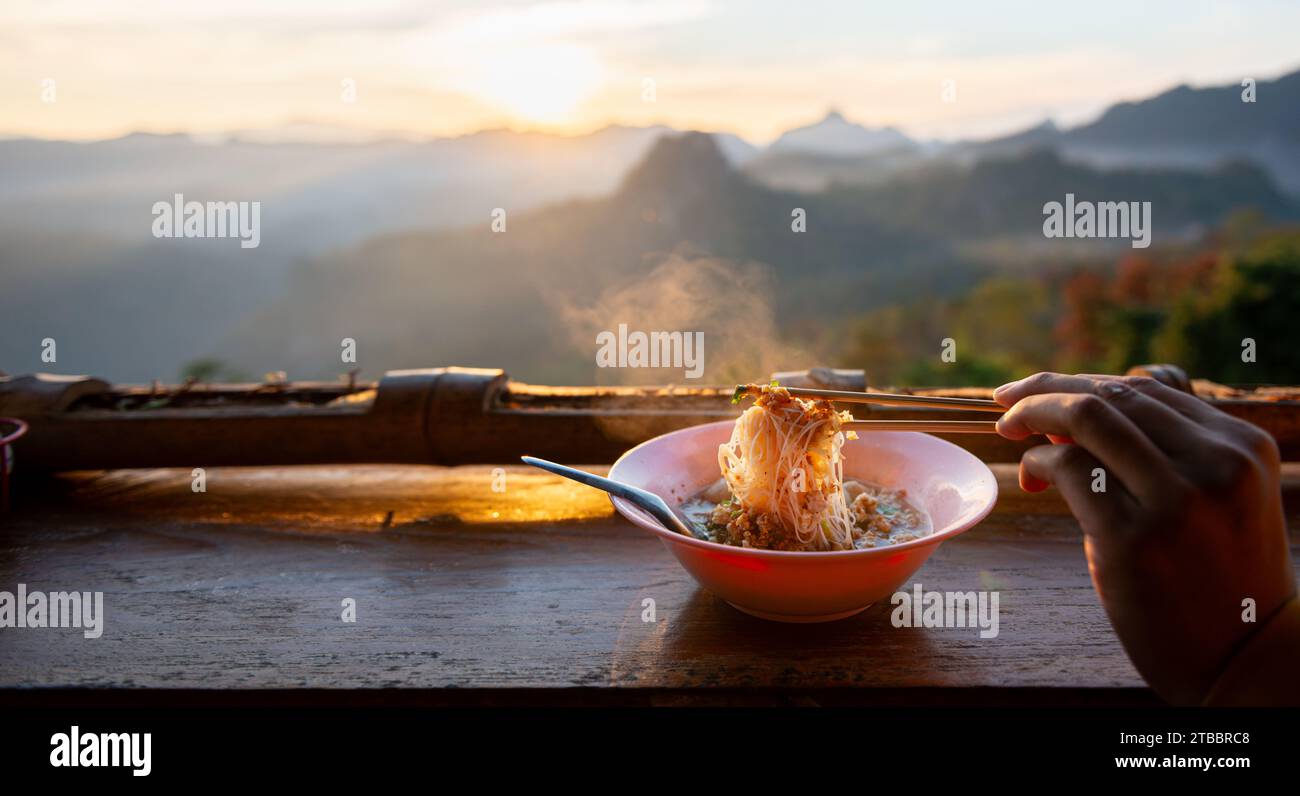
[
  {"left": 710, "top": 131, "right": 762, "bottom": 164},
  {"left": 769, "top": 110, "right": 915, "bottom": 156},
  {"left": 1067, "top": 71, "right": 1300, "bottom": 149},
  {"left": 747, "top": 109, "right": 923, "bottom": 192},
  {"left": 0, "top": 125, "right": 754, "bottom": 382},
  {"left": 5, "top": 70, "right": 1299, "bottom": 384},
  {"left": 205, "top": 136, "right": 1294, "bottom": 385},
  {"left": 742, "top": 146, "right": 928, "bottom": 193},
  {"left": 962, "top": 120, "right": 1060, "bottom": 160},
  {"left": 0, "top": 125, "right": 725, "bottom": 253},
  {"left": 978, "top": 69, "right": 1300, "bottom": 194},
  {"left": 830, "top": 148, "right": 1296, "bottom": 241},
  {"left": 747, "top": 69, "right": 1300, "bottom": 196},
  {"left": 210, "top": 133, "right": 965, "bottom": 384}
]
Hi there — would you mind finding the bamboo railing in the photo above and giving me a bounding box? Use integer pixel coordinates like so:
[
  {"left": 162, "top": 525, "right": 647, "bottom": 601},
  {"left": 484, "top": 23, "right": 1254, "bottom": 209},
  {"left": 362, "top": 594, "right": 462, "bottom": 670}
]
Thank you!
[{"left": 1, "top": 365, "right": 1298, "bottom": 472}]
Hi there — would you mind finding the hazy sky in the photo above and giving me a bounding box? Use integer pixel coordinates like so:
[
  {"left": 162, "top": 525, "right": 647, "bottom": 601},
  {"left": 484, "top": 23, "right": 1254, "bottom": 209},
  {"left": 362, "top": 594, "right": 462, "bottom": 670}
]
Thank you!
[{"left": 3, "top": 0, "right": 1298, "bottom": 143}]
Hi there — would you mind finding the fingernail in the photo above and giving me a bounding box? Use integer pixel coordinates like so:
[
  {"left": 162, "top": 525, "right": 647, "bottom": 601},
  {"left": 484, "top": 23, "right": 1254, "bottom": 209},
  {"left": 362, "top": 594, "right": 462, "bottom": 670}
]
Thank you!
[
  {"left": 994, "top": 415, "right": 1013, "bottom": 437},
  {"left": 993, "top": 380, "right": 1020, "bottom": 398},
  {"left": 1021, "top": 473, "right": 1048, "bottom": 492}
]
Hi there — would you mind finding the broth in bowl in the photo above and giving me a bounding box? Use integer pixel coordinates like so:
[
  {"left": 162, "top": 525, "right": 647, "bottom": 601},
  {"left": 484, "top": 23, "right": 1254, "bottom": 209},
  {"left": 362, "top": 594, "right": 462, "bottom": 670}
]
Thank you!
[{"left": 682, "top": 478, "right": 931, "bottom": 551}]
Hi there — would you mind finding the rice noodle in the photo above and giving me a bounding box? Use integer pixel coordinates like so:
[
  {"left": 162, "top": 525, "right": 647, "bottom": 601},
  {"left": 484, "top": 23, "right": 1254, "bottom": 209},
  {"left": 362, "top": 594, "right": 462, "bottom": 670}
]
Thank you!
[{"left": 718, "top": 383, "right": 859, "bottom": 551}]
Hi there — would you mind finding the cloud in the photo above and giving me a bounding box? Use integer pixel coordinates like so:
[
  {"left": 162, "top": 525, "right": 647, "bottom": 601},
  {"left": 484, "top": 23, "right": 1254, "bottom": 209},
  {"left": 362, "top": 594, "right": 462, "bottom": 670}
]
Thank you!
[{"left": 434, "top": 1, "right": 714, "bottom": 44}]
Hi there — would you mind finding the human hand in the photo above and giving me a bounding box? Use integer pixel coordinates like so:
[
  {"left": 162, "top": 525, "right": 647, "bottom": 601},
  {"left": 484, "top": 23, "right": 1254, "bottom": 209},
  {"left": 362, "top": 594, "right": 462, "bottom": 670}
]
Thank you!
[{"left": 994, "top": 372, "right": 1297, "bottom": 704}]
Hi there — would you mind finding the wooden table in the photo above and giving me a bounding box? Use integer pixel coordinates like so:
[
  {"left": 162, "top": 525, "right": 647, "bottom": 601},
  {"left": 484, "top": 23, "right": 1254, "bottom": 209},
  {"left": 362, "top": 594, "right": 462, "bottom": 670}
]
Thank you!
[{"left": 3, "top": 464, "right": 1298, "bottom": 706}]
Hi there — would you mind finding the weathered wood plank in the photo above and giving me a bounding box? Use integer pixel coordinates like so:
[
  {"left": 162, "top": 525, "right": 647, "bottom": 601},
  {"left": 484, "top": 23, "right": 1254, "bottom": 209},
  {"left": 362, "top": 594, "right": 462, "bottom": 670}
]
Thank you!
[{"left": 1, "top": 464, "right": 1297, "bottom": 698}]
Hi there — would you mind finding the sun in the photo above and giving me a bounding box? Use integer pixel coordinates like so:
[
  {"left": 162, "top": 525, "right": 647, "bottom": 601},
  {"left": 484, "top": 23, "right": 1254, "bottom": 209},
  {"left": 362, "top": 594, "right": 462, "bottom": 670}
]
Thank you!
[{"left": 466, "top": 43, "right": 604, "bottom": 125}]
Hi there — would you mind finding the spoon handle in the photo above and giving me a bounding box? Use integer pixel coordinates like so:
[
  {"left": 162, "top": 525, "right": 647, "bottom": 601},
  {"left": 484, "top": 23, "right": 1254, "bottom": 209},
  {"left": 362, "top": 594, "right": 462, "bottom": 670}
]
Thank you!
[{"left": 520, "top": 456, "right": 702, "bottom": 539}]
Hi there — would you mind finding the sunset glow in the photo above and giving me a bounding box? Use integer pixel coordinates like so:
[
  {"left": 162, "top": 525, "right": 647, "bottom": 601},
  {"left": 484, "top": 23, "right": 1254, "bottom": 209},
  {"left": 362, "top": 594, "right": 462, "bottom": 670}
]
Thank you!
[
  {"left": 456, "top": 44, "right": 605, "bottom": 124},
  {"left": 1, "top": 0, "right": 1298, "bottom": 142}
]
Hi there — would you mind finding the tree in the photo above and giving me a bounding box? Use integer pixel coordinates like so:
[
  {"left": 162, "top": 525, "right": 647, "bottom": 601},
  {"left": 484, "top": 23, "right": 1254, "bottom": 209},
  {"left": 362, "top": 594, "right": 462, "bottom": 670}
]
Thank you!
[{"left": 1154, "top": 233, "right": 1300, "bottom": 384}]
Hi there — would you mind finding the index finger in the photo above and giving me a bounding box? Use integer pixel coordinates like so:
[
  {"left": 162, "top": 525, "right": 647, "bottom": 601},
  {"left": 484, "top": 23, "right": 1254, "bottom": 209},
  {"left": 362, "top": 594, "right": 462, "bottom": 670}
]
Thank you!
[
  {"left": 997, "top": 391, "right": 1179, "bottom": 505},
  {"left": 995, "top": 371, "right": 1208, "bottom": 458},
  {"left": 995, "top": 373, "right": 1105, "bottom": 406},
  {"left": 998, "top": 372, "right": 1221, "bottom": 425},
  {"left": 1072, "top": 373, "right": 1226, "bottom": 425}
]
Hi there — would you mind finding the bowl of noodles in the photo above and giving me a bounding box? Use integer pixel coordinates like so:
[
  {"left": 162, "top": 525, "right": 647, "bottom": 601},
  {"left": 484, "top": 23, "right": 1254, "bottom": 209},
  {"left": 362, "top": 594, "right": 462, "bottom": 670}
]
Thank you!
[{"left": 607, "top": 383, "right": 998, "bottom": 622}]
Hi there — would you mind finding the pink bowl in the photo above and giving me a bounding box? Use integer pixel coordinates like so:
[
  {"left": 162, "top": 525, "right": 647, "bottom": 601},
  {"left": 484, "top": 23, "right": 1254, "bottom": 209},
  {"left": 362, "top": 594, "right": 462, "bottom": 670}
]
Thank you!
[{"left": 607, "top": 420, "right": 998, "bottom": 622}]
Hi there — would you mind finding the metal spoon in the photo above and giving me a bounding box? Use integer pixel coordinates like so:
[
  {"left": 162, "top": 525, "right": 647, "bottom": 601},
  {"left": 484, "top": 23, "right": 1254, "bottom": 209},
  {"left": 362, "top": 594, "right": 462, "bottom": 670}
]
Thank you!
[{"left": 520, "top": 456, "right": 706, "bottom": 540}]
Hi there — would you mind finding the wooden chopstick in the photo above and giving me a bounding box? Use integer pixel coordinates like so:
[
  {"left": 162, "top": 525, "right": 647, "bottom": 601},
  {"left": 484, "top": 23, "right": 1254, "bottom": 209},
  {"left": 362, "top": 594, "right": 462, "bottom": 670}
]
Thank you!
[
  {"left": 845, "top": 420, "right": 1000, "bottom": 433},
  {"left": 783, "top": 386, "right": 1005, "bottom": 413}
]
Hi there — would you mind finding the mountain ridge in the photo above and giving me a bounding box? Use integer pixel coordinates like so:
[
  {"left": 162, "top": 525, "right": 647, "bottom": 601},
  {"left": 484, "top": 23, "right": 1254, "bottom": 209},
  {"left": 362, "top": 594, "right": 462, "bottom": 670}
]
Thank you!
[{"left": 769, "top": 109, "right": 915, "bottom": 156}]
